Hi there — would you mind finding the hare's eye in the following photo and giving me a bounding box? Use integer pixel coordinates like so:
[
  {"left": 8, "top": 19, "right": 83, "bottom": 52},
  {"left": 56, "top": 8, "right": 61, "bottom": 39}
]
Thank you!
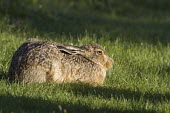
[{"left": 96, "top": 50, "right": 103, "bottom": 55}]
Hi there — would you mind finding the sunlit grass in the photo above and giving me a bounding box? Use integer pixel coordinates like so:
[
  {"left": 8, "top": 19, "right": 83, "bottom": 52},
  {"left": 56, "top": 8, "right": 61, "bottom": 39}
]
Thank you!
[
  {"left": 0, "top": 31, "right": 169, "bottom": 113},
  {"left": 0, "top": 0, "right": 170, "bottom": 112}
]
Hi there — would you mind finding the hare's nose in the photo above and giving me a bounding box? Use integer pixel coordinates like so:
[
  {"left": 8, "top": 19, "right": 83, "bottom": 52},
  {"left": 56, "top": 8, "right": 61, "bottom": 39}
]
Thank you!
[
  {"left": 104, "top": 56, "right": 113, "bottom": 68},
  {"left": 108, "top": 57, "right": 114, "bottom": 65}
]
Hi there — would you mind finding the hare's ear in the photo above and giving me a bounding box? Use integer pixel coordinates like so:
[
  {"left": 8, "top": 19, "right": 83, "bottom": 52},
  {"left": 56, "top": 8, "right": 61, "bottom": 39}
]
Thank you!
[{"left": 57, "top": 45, "right": 85, "bottom": 55}]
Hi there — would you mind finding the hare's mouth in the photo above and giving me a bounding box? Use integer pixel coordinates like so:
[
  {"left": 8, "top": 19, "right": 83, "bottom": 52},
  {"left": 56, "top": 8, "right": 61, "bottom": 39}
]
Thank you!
[{"left": 105, "top": 58, "right": 113, "bottom": 69}]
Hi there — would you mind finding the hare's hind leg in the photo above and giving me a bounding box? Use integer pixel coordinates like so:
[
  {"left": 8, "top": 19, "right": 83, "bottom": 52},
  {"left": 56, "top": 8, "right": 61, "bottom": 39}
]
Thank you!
[{"left": 21, "top": 66, "right": 47, "bottom": 83}]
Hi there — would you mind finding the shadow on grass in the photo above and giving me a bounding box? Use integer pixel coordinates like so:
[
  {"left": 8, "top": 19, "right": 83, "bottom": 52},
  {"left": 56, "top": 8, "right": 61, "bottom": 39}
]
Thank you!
[
  {"left": 10, "top": 10, "right": 170, "bottom": 45},
  {"left": 0, "top": 70, "right": 7, "bottom": 80},
  {"left": 0, "top": 94, "right": 156, "bottom": 113},
  {"left": 1, "top": 0, "right": 170, "bottom": 45},
  {"left": 65, "top": 83, "right": 170, "bottom": 104}
]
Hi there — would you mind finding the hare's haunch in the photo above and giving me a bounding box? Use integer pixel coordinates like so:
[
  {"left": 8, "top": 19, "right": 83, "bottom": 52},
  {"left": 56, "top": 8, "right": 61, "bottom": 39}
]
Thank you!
[{"left": 8, "top": 39, "right": 113, "bottom": 85}]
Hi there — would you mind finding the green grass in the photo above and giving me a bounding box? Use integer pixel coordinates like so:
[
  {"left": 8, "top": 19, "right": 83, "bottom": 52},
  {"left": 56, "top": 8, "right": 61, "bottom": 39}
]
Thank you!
[{"left": 0, "top": 0, "right": 170, "bottom": 113}]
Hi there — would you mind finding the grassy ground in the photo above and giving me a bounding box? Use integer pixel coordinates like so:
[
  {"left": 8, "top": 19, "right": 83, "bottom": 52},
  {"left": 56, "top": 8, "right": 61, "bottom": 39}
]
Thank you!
[{"left": 0, "top": 0, "right": 170, "bottom": 113}]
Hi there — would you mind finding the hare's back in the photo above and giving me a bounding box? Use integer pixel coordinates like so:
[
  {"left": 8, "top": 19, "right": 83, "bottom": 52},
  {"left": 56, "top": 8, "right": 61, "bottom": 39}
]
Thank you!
[
  {"left": 13, "top": 41, "right": 61, "bottom": 65},
  {"left": 8, "top": 40, "right": 62, "bottom": 82}
]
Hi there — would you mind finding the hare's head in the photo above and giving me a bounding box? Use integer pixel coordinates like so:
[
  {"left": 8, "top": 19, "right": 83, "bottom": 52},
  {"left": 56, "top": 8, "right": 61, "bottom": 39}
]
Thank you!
[
  {"left": 57, "top": 44, "right": 113, "bottom": 70},
  {"left": 81, "top": 44, "right": 113, "bottom": 69}
]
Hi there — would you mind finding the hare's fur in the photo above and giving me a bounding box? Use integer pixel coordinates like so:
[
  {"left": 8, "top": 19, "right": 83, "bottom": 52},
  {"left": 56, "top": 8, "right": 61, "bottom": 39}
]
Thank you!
[{"left": 8, "top": 39, "right": 113, "bottom": 85}]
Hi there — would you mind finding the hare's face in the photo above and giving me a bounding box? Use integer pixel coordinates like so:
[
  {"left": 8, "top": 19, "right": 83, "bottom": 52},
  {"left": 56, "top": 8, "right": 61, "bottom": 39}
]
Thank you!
[
  {"left": 94, "top": 48, "right": 113, "bottom": 69},
  {"left": 83, "top": 44, "right": 113, "bottom": 70}
]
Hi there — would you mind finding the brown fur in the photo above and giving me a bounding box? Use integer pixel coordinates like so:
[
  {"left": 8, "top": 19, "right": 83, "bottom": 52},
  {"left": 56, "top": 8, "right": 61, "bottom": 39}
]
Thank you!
[{"left": 8, "top": 39, "right": 113, "bottom": 85}]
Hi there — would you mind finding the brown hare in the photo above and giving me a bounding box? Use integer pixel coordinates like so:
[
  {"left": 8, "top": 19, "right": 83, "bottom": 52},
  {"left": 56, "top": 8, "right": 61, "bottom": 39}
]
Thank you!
[{"left": 8, "top": 39, "right": 113, "bottom": 85}]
